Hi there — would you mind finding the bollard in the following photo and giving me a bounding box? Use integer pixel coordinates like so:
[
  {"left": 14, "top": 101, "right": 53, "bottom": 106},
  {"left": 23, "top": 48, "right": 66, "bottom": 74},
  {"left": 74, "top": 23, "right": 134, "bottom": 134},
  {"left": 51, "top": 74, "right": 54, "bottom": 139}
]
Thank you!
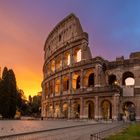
[{"left": 90, "top": 134, "right": 93, "bottom": 140}]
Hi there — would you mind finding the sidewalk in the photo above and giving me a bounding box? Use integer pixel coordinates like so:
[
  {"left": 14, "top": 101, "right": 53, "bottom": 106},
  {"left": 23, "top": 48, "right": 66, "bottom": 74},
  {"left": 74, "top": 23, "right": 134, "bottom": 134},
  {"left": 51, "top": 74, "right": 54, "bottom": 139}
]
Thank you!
[{"left": 0, "top": 120, "right": 98, "bottom": 137}]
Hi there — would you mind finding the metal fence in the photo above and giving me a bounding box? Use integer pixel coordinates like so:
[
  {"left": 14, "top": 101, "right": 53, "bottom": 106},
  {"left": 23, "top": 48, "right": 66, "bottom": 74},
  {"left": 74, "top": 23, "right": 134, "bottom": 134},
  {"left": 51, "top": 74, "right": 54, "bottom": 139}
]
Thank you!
[{"left": 90, "top": 122, "right": 129, "bottom": 140}]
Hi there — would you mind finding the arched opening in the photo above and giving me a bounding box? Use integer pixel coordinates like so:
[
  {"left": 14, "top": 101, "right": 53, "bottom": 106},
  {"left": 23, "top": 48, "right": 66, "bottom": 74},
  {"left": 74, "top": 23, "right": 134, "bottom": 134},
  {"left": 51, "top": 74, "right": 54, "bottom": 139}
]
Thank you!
[
  {"left": 101, "top": 100, "right": 112, "bottom": 119},
  {"left": 76, "top": 76, "right": 80, "bottom": 89},
  {"left": 56, "top": 55, "right": 62, "bottom": 70},
  {"left": 87, "top": 101, "right": 94, "bottom": 119},
  {"left": 72, "top": 73, "right": 80, "bottom": 90},
  {"left": 63, "top": 76, "right": 69, "bottom": 91},
  {"left": 54, "top": 104, "right": 60, "bottom": 118},
  {"left": 64, "top": 52, "right": 70, "bottom": 66},
  {"left": 83, "top": 69, "right": 94, "bottom": 87},
  {"left": 63, "top": 103, "right": 68, "bottom": 118},
  {"left": 49, "top": 105, "right": 53, "bottom": 117},
  {"left": 76, "top": 104, "right": 80, "bottom": 118},
  {"left": 51, "top": 60, "right": 55, "bottom": 72},
  {"left": 73, "top": 102, "right": 80, "bottom": 118},
  {"left": 59, "top": 34, "right": 62, "bottom": 41},
  {"left": 123, "top": 101, "right": 136, "bottom": 121},
  {"left": 122, "top": 71, "right": 135, "bottom": 86},
  {"left": 108, "top": 74, "right": 117, "bottom": 85},
  {"left": 74, "top": 48, "right": 81, "bottom": 63},
  {"left": 55, "top": 79, "right": 60, "bottom": 94},
  {"left": 88, "top": 73, "right": 94, "bottom": 87},
  {"left": 49, "top": 80, "right": 54, "bottom": 95}
]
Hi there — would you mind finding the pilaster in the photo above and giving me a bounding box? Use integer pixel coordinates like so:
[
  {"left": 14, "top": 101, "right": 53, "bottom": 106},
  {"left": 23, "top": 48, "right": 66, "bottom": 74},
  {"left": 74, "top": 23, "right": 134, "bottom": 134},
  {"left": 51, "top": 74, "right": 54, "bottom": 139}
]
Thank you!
[
  {"left": 80, "top": 97, "right": 84, "bottom": 119},
  {"left": 95, "top": 96, "right": 99, "bottom": 120}
]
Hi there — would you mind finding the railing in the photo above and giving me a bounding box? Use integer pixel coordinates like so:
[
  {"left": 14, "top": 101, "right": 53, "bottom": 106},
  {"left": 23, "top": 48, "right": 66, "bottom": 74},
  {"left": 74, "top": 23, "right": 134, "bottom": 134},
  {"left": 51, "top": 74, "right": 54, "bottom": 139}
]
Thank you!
[{"left": 90, "top": 122, "right": 129, "bottom": 140}]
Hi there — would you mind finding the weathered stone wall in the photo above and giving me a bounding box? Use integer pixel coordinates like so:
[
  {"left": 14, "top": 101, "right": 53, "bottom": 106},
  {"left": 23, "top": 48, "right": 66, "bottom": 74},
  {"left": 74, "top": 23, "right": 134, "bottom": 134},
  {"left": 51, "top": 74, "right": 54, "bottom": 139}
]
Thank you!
[{"left": 42, "top": 13, "right": 140, "bottom": 121}]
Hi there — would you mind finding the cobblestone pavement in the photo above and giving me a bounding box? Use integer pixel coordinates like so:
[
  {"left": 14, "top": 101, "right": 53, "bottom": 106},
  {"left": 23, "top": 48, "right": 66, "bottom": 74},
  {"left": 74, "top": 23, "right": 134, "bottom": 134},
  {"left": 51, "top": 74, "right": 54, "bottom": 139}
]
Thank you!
[{"left": 0, "top": 120, "right": 124, "bottom": 140}]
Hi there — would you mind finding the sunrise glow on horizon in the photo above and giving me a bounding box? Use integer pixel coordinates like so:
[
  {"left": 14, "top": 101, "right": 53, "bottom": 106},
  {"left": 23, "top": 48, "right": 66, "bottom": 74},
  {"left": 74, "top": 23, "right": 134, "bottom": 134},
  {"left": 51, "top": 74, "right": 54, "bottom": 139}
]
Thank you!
[{"left": 0, "top": 0, "right": 140, "bottom": 98}]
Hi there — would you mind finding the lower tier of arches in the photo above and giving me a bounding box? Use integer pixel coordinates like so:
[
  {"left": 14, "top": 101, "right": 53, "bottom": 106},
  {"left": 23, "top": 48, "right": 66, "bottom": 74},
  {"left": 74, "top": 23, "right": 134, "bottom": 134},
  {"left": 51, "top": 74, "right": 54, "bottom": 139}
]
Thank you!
[{"left": 42, "top": 96, "right": 139, "bottom": 121}]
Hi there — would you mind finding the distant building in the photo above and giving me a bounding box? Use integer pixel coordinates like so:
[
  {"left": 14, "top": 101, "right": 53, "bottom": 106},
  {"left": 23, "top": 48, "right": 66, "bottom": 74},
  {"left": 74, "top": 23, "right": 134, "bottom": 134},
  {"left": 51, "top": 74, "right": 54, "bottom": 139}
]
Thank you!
[{"left": 42, "top": 13, "right": 140, "bottom": 120}]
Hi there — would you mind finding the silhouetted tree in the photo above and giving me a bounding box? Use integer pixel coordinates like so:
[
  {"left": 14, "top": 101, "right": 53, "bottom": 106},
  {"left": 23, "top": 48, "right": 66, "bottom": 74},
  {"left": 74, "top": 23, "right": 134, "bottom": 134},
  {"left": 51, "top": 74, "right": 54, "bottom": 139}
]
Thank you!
[
  {"left": 0, "top": 67, "right": 21, "bottom": 119},
  {"left": 26, "top": 94, "right": 41, "bottom": 117}
]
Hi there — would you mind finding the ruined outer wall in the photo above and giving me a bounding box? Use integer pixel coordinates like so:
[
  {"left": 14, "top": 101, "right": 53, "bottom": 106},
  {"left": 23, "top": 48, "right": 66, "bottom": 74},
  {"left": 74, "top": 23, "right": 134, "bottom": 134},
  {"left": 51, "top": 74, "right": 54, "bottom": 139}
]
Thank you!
[{"left": 42, "top": 13, "right": 140, "bottom": 120}]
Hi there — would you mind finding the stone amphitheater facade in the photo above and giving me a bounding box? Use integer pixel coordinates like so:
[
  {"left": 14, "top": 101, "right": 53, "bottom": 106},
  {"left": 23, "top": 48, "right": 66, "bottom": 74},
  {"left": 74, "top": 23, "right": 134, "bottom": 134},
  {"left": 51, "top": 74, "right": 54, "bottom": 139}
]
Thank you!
[{"left": 42, "top": 13, "right": 140, "bottom": 120}]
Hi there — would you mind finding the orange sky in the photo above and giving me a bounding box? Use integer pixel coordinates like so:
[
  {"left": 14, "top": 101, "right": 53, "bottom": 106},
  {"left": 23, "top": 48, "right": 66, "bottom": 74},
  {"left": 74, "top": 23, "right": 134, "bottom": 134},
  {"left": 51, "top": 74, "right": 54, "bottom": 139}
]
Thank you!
[
  {"left": 1, "top": 0, "right": 140, "bottom": 98},
  {"left": 0, "top": 3, "right": 46, "bottom": 98}
]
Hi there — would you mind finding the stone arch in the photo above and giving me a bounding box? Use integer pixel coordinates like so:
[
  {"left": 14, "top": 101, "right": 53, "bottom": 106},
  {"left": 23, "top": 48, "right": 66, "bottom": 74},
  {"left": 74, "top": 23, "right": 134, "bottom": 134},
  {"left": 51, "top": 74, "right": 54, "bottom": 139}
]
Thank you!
[
  {"left": 72, "top": 102, "right": 80, "bottom": 118},
  {"left": 101, "top": 100, "right": 112, "bottom": 119},
  {"left": 72, "top": 72, "right": 81, "bottom": 90},
  {"left": 88, "top": 73, "right": 95, "bottom": 87},
  {"left": 84, "top": 69, "right": 94, "bottom": 87},
  {"left": 63, "top": 76, "right": 69, "bottom": 91},
  {"left": 49, "top": 104, "right": 53, "bottom": 117},
  {"left": 64, "top": 51, "right": 70, "bottom": 66},
  {"left": 122, "top": 71, "right": 135, "bottom": 86},
  {"left": 56, "top": 55, "right": 62, "bottom": 70},
  {"left": 122, "top": 101, "right": 136, "bottom": 121},
  {"left": 62, "top": 103, "right": 68, "bottom": 118},
  {"left": 54, "top": 103, "right": 60, "bottom": 118},
  {"left": 55, "top": 78, "right": 60, "bottom": 94},
  {"left": 76, "top": 76, "right": 80, "bottom": 89},
  {"left": 108, "top": 74, "right": 117, "bottom": 85},
  {"left": 86, "top": 100, "right": 94, "bottom": 119},
  {"left": 51, "top": 59, "right": 55, "bottom": 72},
  {"left": 74, "top": 48, "right": 81, "bottom": 63}
]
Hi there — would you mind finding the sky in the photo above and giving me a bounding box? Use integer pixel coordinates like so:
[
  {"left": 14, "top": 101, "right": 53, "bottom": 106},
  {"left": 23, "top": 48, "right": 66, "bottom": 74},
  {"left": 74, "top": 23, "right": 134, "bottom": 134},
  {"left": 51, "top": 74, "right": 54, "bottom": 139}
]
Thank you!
[{"left": 0, "top": 0, "right": 140, "bottom": 98}]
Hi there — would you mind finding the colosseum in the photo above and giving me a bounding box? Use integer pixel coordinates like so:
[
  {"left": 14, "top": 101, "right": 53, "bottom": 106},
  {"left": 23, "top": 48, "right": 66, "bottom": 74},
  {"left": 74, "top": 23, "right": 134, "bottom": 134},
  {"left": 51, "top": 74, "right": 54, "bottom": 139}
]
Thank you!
[{"left": 42, "top": 13, "right": 140, "bottom": 121}]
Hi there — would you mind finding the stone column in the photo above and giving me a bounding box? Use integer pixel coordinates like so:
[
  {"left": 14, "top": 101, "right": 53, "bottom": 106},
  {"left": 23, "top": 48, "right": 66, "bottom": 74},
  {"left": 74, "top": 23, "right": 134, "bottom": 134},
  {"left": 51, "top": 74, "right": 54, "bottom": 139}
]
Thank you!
[
  {"left": 69, "top": 72, "right": 72, "bottom": 94},
  {"left": 41, "top": 103, "right": 45, "bottom": 117},
  {"left": 53, "top": 101, "right": 55, "bottom": 118},
  {"left": 71, "top": 100, "right": 75, "bottom": 118},
  {"left": 136, "top": 98, "right": 140, "bottom": 120},
  {"left": 53, "top": 79, "right": 55, "bottom": 97},
  {"left": 95, "top": 64, "right": 101, "bottom": 87},
  {"left": 60, "top": 76, "right": 63, "bottom": 95},
  {"left": 113, "top": 94, "right": 120, "bottom": 120},
  {"left": 59, "top": 101, "right": 63, "bottom": 118},
  {"left": 95, "top": 96, "right": 99, "bottom": 120},
  {"left": 54, "top": 58, "right": 56, "bottom": 73},
  {"left": 61, "top": 53, "right": 64, "bottom": 70},
  {"left": 47, "top": 102, "right": 50, "bottom": 118},
  {"left": 135, "top": 75, "right": 140, "bottom": 88},
  {"left": 80, "top": 97, "right": 84, "bottom": 119},
  {"left": 45, "top": 103, "right": 48, "bottom": 118},
  {"left": 80, "top": 69, "right": 84, "bottom": 90},
  {"left": 48, "top": 102, "right": 50, "bottom": 118},
  {"left": 42, "top": 84, "right": 46, "bottom": 101},
  {"left": 68, "top": 99, "right": 71, "bottom": 119},
  {"left": 81, "top": 42, "right": 88, "bottom": 60},
  {"left": 70, "top": 49, "right": 73, "bottom": 66},
  {"left": 47, "top": 82, "right": 50, "bottom": 98},
  {"left": 98, "top": 101, "right": 102, "bottom": 120},
  {"left": 84, "top": 103, "right": 88, "bottom": 119}
]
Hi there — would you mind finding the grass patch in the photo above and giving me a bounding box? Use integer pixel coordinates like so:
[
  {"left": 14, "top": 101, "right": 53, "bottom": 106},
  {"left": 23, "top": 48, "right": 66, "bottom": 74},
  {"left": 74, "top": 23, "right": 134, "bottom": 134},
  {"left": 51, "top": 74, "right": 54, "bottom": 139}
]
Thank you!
[{"left": 105, "top": 123, "right": 140, "bottom": 140}]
